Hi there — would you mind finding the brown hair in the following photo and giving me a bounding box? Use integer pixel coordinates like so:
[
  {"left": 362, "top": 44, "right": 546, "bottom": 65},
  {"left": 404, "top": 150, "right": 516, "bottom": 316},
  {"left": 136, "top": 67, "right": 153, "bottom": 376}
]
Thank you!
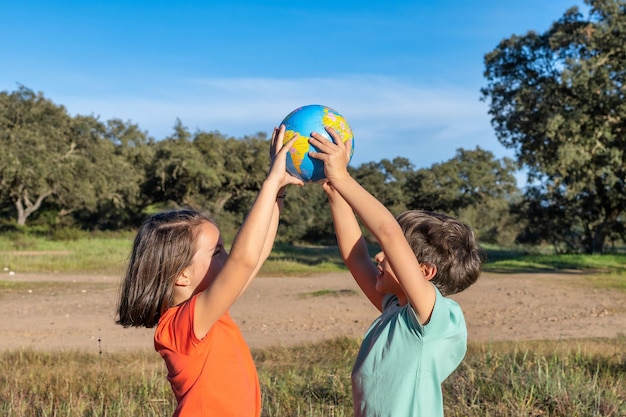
[
  {"left": 396, "top": 210, "right": 486, "bottom": 296},
  {"left": 116, "top": 209, "right": 214, "bottom": 328}
]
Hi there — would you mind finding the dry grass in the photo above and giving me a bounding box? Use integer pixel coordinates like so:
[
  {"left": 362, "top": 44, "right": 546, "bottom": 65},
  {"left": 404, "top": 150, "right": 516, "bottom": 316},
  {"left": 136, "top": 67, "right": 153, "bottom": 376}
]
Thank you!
[{"left": 1, "top": 337, "right": 624, "bottom": 417}]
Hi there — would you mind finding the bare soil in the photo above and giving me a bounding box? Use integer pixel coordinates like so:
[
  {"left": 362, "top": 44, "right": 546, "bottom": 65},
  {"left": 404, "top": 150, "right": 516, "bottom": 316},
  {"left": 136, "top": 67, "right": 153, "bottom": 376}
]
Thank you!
[{"left": 1, "top": 271, "right": 625, "bottom": 353}]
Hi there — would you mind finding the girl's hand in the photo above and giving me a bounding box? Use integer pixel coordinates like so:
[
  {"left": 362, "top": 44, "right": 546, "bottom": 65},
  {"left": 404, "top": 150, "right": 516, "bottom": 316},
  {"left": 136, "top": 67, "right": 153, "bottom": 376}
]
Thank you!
[
  {"left": 269, "top": 124, "right": 287, "bottom": 162},
  {"left": 308, "top": 127, "right": 351, "bottom": 183},
  {"left": 269, "top": 124, "right": 304, "bottom": 188}
]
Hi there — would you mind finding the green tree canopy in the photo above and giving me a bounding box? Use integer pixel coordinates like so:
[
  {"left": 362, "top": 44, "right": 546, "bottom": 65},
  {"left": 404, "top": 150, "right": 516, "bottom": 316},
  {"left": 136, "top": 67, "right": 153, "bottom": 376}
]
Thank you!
[
  {"left": 0, "top": 86, "right": 81, "bottom": 225},
  {"left": 353, "top": 157, "right": 413, "bottom": 216},
  {"left": 481, "top": 0, "right": 626, "bottom": 253},
  {"left": 405, "top": 147, "right": 520, "bottom": 245},
  {"left": 142, "top": 120, "right": 219, "bottom": 209},
  {"left": 1, "top": 86, "right": 528, "bottom": 246},
  {"left": 73, "top": 118, "right": 153, "bottom": 229}
]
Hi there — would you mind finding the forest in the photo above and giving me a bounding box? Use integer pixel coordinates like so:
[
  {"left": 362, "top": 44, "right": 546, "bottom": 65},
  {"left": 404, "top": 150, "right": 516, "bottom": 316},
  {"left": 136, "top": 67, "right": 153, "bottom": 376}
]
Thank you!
[{"left": 1, "top": 0, "right": 625, "bottom": 254}]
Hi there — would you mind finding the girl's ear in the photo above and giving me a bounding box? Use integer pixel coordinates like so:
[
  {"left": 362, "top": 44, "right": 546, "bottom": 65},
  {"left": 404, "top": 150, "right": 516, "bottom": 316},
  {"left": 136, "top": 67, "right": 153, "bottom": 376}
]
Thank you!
[
  {"left": 421, "top": 262, "right": 437, "bottom": 281},
  {"left": 175, "top": 273, "right": 191, "bottom": 287}
]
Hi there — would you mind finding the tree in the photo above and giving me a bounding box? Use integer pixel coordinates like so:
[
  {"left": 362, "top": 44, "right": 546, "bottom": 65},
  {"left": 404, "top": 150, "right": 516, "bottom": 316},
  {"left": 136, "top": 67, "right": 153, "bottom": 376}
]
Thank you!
[
  {"left": 0, "top": 86, "right": 78, "bottom": 225},
  {"left": 193, "top": 130, "right": 272, "bottom": 237},
  {"left": 143, "top": 120, "right": 219, "bottom": 209},
  {"left": 481, "top": 0, "right": 626, "bottom": 253},
  {"left": 353, "top": 157, "right": 413, "bottom": 216},
  {"left": 277, "top": 184, "right": 332, "bottom": 244},
  {"left": 214, "top": 133, "right": 273, "bottom": 217},
  {"left": 512, "top": 185, "right": 595, "bottom": 253},
  {"left": 405, "top": 148, "right": 520, "bottom": 245},
  {"left": 72, "top": 118, "right": 154, "bottom": 229}
]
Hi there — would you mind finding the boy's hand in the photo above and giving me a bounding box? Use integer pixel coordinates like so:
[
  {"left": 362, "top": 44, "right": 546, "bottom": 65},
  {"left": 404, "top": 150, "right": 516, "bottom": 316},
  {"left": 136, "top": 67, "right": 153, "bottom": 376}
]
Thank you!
[
  {"left": 321, "top": 180, "right": 351, "bottom": 209},
  {"left": 321, "top": 180, "right": 338, "bottom": 199},
  {"left": 308, "top": 127, "right": 351, "bottom": 183}
]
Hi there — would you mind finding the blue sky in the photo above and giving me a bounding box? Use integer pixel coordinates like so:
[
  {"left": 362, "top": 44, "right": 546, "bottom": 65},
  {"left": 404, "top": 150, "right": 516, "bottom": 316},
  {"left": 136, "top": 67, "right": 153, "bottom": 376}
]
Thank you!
[{"left": 2, "top": 0, "right": 588, "bottom": 184}]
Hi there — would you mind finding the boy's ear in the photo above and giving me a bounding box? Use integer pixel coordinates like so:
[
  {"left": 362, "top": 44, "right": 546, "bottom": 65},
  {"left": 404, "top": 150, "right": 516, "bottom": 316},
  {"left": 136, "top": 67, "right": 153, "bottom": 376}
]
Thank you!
[
  {"left": 421, "top": 262, "right": 437, "bottom": 281},
  {"left": 175, "top": 273, "right": 191, "bottom": 287}
]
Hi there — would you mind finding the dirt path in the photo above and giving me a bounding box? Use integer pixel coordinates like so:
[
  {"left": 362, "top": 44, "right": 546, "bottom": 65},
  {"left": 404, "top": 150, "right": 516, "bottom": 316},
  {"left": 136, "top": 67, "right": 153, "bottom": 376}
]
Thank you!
[{"left": 1, "top": 271, "right": 624, "bottom": 353}]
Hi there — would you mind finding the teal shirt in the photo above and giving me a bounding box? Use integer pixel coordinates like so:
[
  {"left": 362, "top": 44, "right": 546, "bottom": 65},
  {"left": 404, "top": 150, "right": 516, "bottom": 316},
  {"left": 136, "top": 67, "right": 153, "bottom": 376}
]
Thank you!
[{"left": 351, "top": 287, "right": 467, "bottom": 417}]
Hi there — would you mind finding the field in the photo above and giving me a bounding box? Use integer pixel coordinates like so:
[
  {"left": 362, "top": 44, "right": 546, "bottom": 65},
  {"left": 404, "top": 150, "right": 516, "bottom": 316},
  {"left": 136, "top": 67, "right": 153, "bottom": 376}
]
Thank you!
[{"left": 0, "top": 239, "right": 625, "bottom": 415}]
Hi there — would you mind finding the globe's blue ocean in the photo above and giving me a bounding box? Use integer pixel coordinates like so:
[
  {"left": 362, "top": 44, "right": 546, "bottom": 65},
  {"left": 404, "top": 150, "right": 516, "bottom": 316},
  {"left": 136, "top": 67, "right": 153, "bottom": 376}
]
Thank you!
[{"left": 280, "top": 104, "right": 354, "bottom": 183}]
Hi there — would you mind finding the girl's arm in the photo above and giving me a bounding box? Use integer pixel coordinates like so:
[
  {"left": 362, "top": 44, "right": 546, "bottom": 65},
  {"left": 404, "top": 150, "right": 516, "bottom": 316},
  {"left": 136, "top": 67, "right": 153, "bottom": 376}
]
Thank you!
[
  {"left": 195, "top": 128, "right": 302, "bottom": 337},
  {"left": 238, "top": 130, "right": 290, "bottom": 295},
  {"left": 238, "top": 185, "right": 285, "bottom": 297}
]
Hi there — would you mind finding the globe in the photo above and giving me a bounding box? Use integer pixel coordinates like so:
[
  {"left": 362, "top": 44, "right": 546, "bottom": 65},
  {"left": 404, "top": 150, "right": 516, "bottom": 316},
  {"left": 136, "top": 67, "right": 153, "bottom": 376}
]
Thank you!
[{"left": 279, "top": 104, "right": 354, "bottom": 183}]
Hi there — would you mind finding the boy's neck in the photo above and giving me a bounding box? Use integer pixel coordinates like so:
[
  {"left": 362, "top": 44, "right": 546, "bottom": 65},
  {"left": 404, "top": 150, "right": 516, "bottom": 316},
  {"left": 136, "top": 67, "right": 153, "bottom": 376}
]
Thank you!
[{"left": 395, "top": 292, "right": 408, "bottom": 306}]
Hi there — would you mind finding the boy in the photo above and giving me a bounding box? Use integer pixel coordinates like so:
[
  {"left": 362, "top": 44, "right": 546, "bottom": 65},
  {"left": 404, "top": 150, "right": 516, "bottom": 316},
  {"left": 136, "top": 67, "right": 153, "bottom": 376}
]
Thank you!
[{"left": 309, "top": 129, "right": 485, "bottom": 417}]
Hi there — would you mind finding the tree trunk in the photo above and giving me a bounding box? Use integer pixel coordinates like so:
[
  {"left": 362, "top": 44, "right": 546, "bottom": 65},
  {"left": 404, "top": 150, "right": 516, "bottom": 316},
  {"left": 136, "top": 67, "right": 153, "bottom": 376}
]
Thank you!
[
  {"left": 14, "top": 189, "right": 53, "bottom": 226},
  {"left": 590, "top": 225, "right": 608, "bottom": 255},
  {"left": 212, "top": 192, "right": 232, "bottom": 214}
]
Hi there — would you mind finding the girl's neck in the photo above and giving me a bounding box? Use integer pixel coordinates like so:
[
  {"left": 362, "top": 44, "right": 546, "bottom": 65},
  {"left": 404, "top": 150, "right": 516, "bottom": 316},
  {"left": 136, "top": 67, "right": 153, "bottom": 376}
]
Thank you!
[{"left": 173, "top": 287, "right": 194, "bottom": 306}]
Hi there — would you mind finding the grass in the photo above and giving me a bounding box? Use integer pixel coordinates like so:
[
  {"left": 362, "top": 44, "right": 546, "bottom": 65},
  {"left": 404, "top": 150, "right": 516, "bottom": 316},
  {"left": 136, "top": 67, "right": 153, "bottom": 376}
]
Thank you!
[
  {"left": 584, "top": 273, "right": 626, "bottom": 292},
  {"left": 0, "top": 236, "right": 349, "bottom": 277},
  {"left": 0, "top": 337, "right": 624, "bottom": 416},
  {"left": 1, "top": 234, "right": 625, "bottom": 276},
  {"left": 1, "top": 234, "right": 625, "bottom": 415},
  {"left": 448, "top": 338, "right": 626, "bottom": 416},
  {"left": 481, "top": 245, "right": 626, "bottom": 275},
  {"left": 0, "top": 234, "right": 133, "bottom": 275},
  {"left": 0, "top": 350, "right": 173, "bottom": 416},
  {"left": 480, "top": 245, "right": 626, "bottom": 292},
  {"left": 299, "top": 289, "right": 359, "bottom": 298},
  {"left": 3, "top": 235, "right": 625, "bottom": 296}
]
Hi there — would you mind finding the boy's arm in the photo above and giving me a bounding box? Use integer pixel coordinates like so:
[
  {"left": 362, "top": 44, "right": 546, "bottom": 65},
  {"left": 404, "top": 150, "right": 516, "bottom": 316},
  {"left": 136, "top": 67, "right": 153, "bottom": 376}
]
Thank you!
[
  {"left": 310, "top": 131, "right": 436, "bottom": 324},
  {"left": 323, "top": 182, "right": 384, "bottom": 311}
]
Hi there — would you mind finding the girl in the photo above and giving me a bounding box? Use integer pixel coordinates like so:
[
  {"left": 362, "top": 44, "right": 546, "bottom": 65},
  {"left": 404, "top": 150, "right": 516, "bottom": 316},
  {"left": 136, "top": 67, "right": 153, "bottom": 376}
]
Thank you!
[{"left": 116, "top": 126, "right": 302, "bottom": 416}]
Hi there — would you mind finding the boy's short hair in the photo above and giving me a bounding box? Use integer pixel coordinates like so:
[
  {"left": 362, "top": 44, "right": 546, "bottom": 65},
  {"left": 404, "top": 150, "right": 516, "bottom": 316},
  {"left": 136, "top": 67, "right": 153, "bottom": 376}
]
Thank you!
[{"left": 396, "top": 210, "right": 486, "bottom": 296}]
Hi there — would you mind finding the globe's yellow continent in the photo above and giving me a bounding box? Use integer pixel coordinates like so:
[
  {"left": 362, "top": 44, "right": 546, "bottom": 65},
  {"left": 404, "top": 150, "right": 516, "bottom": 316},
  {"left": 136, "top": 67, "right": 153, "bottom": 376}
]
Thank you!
[{"left": 280, "top": 105, "right": 354, "bottom": 183}]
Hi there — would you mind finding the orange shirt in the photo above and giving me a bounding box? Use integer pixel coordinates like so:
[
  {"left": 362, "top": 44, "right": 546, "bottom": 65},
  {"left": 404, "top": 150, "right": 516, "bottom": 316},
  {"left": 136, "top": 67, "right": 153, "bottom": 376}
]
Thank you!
[{"left": 154, "top": 294, "right": 261, "bottom": 417}]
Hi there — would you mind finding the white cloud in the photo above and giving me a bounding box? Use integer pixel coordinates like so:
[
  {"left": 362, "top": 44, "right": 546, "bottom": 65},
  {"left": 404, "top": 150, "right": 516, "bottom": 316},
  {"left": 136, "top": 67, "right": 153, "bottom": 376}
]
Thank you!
[{"left": 56, "top": 75, "right": 513, "bottom": 170}]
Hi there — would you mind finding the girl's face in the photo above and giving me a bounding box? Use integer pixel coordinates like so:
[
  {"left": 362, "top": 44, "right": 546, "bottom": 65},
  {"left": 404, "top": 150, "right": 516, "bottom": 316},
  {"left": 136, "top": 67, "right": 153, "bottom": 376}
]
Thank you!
[{"left": 185, "top": 221, "right": 228, "bottom": 293}]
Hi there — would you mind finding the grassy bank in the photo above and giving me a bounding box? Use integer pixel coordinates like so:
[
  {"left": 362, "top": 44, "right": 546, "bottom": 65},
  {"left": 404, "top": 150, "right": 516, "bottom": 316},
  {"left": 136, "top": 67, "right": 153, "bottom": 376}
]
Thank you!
[
  {"left": 1, "top": 234, "right": 626, "bottom": 279},
  {"left": 0, "top": 235, "right": 349, "bottom": 276},
  {"left": 1, "top": 337, "right": 624, "bottom": 416}
]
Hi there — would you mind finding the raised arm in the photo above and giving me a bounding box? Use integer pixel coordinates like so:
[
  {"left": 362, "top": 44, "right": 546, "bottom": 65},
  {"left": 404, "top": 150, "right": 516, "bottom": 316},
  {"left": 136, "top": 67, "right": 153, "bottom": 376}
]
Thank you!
[
  {"left": 310, "top": 130, "right": 436, "bottom": 324},
  {"left": 238, "top": 184, "right": 286, "bottom": 297},
  {"left": 323, "top": 181, "right": 383, "bottom": 310},
  {"left": 195, "top": 127, "right": 302, "bottom": 337}
]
